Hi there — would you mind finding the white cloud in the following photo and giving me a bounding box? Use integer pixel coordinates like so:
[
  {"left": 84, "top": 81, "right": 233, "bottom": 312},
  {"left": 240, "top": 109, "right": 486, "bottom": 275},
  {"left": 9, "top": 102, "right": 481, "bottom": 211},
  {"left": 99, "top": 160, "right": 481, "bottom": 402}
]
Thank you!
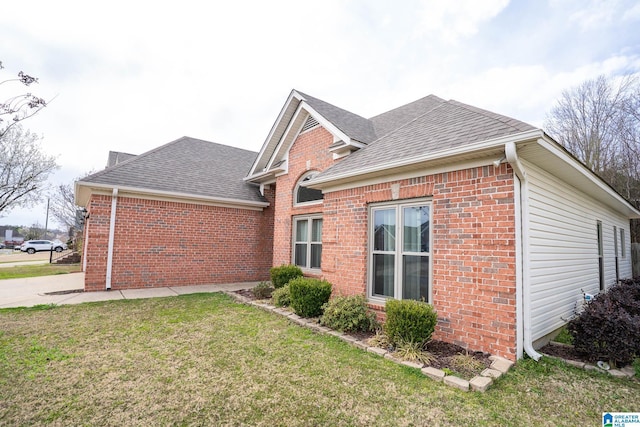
[
  {"left": 569, "top": 0, "right": 619, "bottom": 30},
  {"left": 623, "top": 2, "right": 640, "bottom": 21},
  {"left": 415, "top": 0, "right": 510, "bottom": 42},
  {"left": 1, "top": 0, "right": 640, "bottom": 226}
]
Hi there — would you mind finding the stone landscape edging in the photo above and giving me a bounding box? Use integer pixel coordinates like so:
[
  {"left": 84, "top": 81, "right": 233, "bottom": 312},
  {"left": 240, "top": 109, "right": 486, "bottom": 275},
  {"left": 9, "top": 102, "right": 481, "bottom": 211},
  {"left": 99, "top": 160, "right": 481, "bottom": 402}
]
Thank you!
[
  {"left": 542, "top": 341, "right": 637, "bottom": 379},
  {"left": 227, "top": 292, "right": 516, "bottom": 392}
]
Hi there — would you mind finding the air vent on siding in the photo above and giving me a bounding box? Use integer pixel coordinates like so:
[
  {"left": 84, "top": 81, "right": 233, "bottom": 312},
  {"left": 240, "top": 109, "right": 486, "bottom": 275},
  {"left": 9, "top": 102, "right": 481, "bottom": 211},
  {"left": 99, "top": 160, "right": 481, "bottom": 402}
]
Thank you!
[{"left": 301, "top": 115, "right": 319, "bottom": 133}]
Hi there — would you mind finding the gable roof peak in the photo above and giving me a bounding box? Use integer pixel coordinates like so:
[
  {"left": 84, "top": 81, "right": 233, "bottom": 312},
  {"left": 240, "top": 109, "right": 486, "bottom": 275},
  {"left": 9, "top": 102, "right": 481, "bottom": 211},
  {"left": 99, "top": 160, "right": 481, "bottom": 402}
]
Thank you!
[{"left": 294, "top": 90, "right": 377, "bottom": 144}]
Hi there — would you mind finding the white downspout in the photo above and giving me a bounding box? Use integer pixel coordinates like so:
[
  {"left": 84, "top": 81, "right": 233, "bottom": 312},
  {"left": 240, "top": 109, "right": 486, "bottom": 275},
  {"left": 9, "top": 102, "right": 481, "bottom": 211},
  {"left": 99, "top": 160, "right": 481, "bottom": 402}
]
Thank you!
[
  {"left": 105, "top": 188, "right": 118, "bottom": 290},
  {"left": 505, "top": 142, "right": 542, "bottom": 361},
  {"left": 82, "top": 218, "right": 89, "bottom": 273}
]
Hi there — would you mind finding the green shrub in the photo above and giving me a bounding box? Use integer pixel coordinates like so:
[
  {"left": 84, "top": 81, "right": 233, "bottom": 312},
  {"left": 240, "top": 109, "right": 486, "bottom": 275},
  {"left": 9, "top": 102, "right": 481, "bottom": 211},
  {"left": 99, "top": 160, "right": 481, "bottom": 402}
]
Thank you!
[
  {"left": 384, "top": 299, "right": 437, "bottom": 346},
  {"left": 252, "top": 281, "right": 274, "bottom": 299},
  {"left": 270, "top": 265, "right": 303, "bottom": 289},
  {"left": 272, "top": 284, "right": 291, "bottom": 307},
  {"left": 320, "top": 295, "right": 378, "bottom": 332},
  {"left": 289, "top": 277, "right": 332, "bottom": 318}
]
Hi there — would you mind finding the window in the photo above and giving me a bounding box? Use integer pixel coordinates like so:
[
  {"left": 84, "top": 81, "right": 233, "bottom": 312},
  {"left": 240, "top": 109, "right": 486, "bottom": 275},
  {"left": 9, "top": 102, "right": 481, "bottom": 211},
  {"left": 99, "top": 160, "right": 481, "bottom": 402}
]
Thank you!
[
  {"left": 369, "top": 200, "right": 431, "bottom": 302},
  {"left": 293, "top": 216, "right": 322, "bottom": 270},
  {"left": 294, "top": 173, "right": 323, "bottom": 205},
  {"left": 614, "top": 226, "right": 619, "bottom": 282},
  {"left": 621, "top": 228, "right": 626, "bottom": 258},
  {"left": 597, "top": 221, "right": 604, "bottom": 291}
]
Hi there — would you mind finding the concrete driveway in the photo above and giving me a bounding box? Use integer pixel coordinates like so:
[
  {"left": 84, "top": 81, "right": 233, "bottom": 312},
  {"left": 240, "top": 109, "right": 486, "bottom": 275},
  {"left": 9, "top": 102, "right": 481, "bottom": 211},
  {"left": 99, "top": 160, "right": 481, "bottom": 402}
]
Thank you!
[
  {"left": 0, "top": 272, "right": 258, "bottom": 308},
  {"left": 0, "top": 250, "right": 51, "bottom": 268}
]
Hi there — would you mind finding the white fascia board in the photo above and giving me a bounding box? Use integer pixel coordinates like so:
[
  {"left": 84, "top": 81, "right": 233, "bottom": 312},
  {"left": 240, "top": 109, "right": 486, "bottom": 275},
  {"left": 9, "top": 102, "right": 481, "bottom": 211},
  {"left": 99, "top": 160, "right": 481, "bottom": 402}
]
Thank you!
[
  {"left": 265, "top": 102, "right": 306, "bottom": 172},
  {"left": 301, "top": 102, "right": 352, "bottom": 146},
  {"left": 248, "top": 90, "right": 300, "bottom": 177},
  {"left": 263, "top": 100, "right": 356, "bottom": 178},
  {"left": 75, "top": 181, "right": 270, "bottom": 211},
  {"left": 536, "top": 135, "right": 640, "bottom": 218},
  {"left": 244, "top": 169, "right": 274, "bottom": 183},
  {"left": 309, "top": 129, "right": 543, "bottom": 188},
  {"left": 244, "top": 165, "right": 286, "bottom": 183}
]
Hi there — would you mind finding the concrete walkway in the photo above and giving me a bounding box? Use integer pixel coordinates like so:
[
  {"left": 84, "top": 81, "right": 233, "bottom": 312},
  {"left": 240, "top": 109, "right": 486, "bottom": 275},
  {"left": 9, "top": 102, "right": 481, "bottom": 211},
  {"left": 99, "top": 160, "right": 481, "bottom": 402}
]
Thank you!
[{"left": 0, "top": 272, "right": 258, "bottom": 308}]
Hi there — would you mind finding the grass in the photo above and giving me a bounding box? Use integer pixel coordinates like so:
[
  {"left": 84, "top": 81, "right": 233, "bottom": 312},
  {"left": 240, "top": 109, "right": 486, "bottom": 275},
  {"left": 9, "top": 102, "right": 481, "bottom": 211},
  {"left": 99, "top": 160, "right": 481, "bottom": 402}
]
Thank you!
[
  {"left": 553, "top": 326, "right": 575, "bottom": 345},
  {"left": 0, "top": 293, "right": 638, "bottom": 426},
  {"left": 0, "top": 263, "right": 81, "bottom": 280}
]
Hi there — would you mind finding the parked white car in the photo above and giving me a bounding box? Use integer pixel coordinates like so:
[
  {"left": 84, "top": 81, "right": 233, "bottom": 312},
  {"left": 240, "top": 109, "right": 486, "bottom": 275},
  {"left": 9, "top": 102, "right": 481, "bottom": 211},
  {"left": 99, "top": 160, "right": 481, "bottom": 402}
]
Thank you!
[{"left": 19, "top": 240, "right": 67, "bottom": 254}]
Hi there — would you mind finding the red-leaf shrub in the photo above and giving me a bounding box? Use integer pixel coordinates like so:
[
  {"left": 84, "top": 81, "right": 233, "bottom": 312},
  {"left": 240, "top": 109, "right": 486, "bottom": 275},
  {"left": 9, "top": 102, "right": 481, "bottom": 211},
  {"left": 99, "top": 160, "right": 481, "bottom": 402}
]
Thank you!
[{"left": 568, "top": 279, "right": 640, "bottom": 366}]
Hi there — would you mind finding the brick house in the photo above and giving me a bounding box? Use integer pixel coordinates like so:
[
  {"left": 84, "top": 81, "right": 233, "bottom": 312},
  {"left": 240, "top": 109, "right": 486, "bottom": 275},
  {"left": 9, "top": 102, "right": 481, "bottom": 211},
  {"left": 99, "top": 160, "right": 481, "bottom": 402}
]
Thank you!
[{"left": 76, "top": 90, "right": 640, "bottom": 361}]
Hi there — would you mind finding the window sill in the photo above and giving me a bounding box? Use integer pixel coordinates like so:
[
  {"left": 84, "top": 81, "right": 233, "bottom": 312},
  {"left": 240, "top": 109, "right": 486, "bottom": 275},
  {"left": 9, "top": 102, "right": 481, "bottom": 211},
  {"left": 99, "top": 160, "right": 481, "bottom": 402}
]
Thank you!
[
  {"left": 293, "top": 200, "right": 323, "bottom": 208},
  {"left": 301, "top": 268, "right": 322, "bottom": 279},
  {"left": 368, "top": 295, "right": 389, "bottom": 306}
]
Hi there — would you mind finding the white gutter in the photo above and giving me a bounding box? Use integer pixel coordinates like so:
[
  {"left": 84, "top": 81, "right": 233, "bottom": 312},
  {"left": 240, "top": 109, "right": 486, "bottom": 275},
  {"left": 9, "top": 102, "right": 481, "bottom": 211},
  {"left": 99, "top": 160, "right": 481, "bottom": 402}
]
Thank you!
[
  {"left": 308, "top": 129, "right": 544, "bottom": 188},
  {"left": 105, "top": 188, "right": 118, "bottom": 290},
  {"left": 75, "top": 181, "right": 270, "bottom": 210},
  {"left": 505, "top": 142, "right": 542, "bottom": 361}
]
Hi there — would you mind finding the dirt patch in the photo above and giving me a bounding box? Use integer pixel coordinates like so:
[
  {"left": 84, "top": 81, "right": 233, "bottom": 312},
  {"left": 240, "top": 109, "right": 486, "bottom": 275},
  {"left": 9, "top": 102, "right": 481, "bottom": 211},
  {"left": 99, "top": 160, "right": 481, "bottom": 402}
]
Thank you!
[
  {"left": 540, "top": 342, "right": 588, "bottom": 362},
  {"left": 235, "top": 288, "right": 256, "bottom": 300}
]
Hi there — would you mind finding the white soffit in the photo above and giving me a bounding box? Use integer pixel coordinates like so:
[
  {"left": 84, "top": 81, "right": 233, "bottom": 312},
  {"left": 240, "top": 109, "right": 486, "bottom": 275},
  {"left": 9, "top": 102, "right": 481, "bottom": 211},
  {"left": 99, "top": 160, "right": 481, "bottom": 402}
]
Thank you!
[{"left": 518, "top": 137, "right": 640, "bottom": 218}]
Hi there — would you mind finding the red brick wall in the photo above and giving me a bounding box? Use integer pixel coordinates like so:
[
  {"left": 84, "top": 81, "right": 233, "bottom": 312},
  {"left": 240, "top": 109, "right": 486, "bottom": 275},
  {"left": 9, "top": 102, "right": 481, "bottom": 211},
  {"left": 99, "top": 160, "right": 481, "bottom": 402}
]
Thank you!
[
  {"left": 321, "top": 164, "right": 518, "bottom": 360},
  {"left": 272, "top": 126, "right": 337, "bottom": 267},
  {"left": 84, "top": 191, "right": 274, "bottom": 292},
  {"left": 270, "top": 124, "right": 518, "bottom": 360}
]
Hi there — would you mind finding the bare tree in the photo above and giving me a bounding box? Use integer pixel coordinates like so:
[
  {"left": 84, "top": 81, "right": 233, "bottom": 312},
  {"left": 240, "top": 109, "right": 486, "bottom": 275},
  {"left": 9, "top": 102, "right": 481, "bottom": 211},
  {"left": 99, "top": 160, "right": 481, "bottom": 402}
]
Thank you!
[
  {"left": 545, "top": 74, "right": 640, "bottom": 240},
  {"left": 49, "top": 183, "right": 76, "bottom": 229},
  {"left": 0, "top": 61, "right": 48, "bottom": 139},
  {"left": 0, "top": 124, "right": 58, "bottom": 215}
]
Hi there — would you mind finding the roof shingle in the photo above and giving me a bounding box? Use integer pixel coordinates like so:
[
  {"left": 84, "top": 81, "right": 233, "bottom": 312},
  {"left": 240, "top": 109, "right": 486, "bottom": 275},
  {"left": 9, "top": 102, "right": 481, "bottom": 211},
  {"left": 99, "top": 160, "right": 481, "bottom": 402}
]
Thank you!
[
  {"left": 298, "top": 91, "right": 378, "bottom": 144},
  {"left": 82, "top": 137, "right": 265, "bottom": 203},
  {"left": 315, "top": 98, "right": 536, "bottom": 181}
]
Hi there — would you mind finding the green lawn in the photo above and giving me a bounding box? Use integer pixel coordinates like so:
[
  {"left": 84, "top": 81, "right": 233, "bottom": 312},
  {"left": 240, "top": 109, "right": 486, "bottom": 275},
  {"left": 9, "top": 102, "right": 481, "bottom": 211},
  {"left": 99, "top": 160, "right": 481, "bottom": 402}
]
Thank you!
[
  {"left": 0, "top": 264, "right": 81, "bottom": 280},
  {"left": 0, "top": 293, "right": 638, "bottom": 426}
]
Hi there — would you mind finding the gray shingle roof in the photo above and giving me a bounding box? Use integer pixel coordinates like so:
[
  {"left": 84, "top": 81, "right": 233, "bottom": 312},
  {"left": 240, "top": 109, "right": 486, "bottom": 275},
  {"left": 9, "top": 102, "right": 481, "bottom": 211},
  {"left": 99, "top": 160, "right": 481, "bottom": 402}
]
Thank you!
[
  {"left": 107, "top": 151, "right": 137, "bottom": 168},
  {"left": 82, "top": 136, "right": 265, "bottom": 203},
  {"left": 315, "top": 98, "right": 536, "bottom": 181},
  {"left": 369, "top": 94, "right": 445, "bottom": 138},
  {"left": 297, "top": 91, "right": 378, "bottom": 144}
]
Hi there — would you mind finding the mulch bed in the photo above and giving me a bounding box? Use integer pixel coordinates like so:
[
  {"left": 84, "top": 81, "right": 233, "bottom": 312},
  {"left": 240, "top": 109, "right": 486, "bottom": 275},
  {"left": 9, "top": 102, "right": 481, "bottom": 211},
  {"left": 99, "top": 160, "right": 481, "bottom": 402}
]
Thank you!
[
  {"left": 539, "top": 342, "right": 600, "bottom": 365},
  {"left": 233, "top": 289, "right": 492, "bottom": 377}
]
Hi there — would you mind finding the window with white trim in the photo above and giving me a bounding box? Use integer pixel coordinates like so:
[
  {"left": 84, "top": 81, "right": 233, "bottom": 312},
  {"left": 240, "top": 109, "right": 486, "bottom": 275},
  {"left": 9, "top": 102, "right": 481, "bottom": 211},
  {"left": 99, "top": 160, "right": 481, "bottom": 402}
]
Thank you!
[
  {"left": 621, "top": 228, "right": 626, "bottom": 258},
  {"left": 294, "top": 172, "right": 324, "bottom": 205},
  {"left": 293, "top": 216, "right": 322, "bottom": 270},
  {"left": 369, "top": 200, "right": 431, "bottom": 302}
]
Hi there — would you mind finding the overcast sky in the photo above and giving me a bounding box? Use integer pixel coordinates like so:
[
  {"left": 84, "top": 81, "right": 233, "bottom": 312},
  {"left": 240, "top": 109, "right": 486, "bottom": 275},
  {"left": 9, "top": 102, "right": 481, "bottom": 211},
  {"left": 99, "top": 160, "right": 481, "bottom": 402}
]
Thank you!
[{"left": 1, "top": 0, "right": 639, "bottom": 228}]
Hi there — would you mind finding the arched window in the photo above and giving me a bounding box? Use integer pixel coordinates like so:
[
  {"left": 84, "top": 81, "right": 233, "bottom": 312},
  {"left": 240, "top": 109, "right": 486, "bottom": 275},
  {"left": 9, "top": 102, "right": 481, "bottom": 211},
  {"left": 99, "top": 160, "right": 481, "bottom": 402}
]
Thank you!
[{"left": 294, "top": 172, "right": 323, "bottom": 205}]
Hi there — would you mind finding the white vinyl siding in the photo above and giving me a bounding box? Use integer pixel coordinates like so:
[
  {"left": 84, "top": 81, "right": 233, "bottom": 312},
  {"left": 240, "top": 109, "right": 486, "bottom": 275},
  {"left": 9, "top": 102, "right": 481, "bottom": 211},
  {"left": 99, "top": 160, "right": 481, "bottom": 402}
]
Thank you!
[{"left": 524, "top": 160, "right": 632, "bottom": 341}]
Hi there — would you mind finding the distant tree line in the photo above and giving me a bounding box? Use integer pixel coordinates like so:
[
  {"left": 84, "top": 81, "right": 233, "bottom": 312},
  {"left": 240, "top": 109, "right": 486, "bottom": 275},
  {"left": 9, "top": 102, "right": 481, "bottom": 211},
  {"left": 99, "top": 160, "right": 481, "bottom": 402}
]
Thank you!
[{"left": 545, "top": 74, "right": 640, "bottom": 241}]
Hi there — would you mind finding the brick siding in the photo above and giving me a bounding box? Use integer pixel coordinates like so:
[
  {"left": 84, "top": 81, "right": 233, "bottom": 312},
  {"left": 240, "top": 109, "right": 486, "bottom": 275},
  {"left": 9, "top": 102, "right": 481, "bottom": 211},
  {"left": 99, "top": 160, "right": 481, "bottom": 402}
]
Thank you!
[
  {"left": 321, "top": 164, "right": 518, "bottom": 360},
  {"left": 270, "top": 125, "right": 518, "bottom": 360},
  {"left": 272, "top": 126, "right": 337, "bottom": 267},
  {"left": 84, "top": 192, "right": 274, "bottom": 292}
]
